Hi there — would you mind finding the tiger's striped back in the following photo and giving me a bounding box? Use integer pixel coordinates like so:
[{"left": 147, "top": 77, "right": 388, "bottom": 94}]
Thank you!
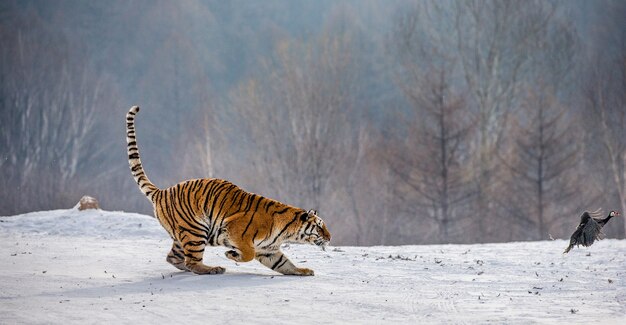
[
  {"left": 126, "top": 106, "right": 159, "bottom": 201},
  {"left": 153, "top": 178, "right": 291, "bottom": 246}
]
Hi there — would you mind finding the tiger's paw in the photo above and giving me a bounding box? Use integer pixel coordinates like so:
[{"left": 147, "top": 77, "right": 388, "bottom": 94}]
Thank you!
[
  {"left": 293, "top": 267, "right": 315, "bottom": 276},
  {"left": 225, "top": 250, "right": 241, "bottom": 262},
  {"left": 189, "top": 264, "right": 225, "bottom": 275},
  {"left": 207, "top": 266, "right": 226, "bottom": 275}
]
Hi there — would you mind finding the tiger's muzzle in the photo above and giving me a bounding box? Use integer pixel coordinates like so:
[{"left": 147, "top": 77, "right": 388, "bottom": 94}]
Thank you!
[{"left": 315, "top": 225, "right": 331, "bottom": 247}]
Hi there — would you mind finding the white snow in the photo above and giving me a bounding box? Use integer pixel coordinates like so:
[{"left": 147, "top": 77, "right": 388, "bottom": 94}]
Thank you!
[{"left": 1, "top": 208, "right": 625, "bottom": 324}]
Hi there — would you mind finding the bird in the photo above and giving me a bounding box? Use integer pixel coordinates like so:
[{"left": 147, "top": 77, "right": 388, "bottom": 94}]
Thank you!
[{"left": 563, "top": 210, "right": 620, "bottom": 253}]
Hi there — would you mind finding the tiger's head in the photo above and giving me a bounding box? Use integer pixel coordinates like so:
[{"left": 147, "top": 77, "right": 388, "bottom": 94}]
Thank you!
[{"left": 295, "top": 209, "right": 331, "bottom": 248}]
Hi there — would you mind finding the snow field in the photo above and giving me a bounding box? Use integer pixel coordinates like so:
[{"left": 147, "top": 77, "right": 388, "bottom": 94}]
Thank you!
[{"left": 1, "top": 208, "right": 625, "bottom": 324}]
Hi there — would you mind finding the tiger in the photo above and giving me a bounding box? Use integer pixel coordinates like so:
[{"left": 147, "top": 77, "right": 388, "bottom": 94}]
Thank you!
[{"left": 126, "top": 106, "right": 330, "bottom": 276}]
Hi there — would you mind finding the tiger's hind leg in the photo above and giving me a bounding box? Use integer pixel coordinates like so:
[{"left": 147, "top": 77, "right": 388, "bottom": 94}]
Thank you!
[
  {"left": 255, "top": 250, "right": 314, "bottom": 276},
  {"left": 180, "top": 235, "right": 225, "bottom": 275},
  {"left": 166, "top": 241, "right": 188, "bottom": 271}
]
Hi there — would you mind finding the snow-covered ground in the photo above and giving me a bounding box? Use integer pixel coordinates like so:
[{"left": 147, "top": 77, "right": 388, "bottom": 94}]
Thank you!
[{"left": 1, "top": 208, "right": 625, "bottom": 324}]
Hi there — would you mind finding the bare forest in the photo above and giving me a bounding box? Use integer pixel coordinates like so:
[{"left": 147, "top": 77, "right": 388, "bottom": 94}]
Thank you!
[{"left": 1, "top": 0, "right": 625, "bottom": 245}]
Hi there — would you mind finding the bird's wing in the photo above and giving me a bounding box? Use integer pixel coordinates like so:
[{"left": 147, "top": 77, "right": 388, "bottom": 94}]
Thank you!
[
  {"left": 564, "top": 212, "right": 592, "bottom": 253},
  {"left": 588, "top": 208, "right": 603, "bottom": 218},
  {"left": 580, "top": 217, "right": 603, "bottom": 247},
  {"left": 579, "top": 211, "right": 592, "bottom": 224}
]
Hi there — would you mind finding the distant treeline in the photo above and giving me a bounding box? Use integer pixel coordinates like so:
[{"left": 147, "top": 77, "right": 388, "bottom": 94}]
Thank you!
[{"left": 1, "top": 0, "right": 625, "bottom": 245}]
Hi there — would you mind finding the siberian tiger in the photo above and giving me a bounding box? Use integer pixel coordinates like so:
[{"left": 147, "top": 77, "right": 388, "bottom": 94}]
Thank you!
[{"left": 126, "top": 106, "right": 331, "bottom": 276}]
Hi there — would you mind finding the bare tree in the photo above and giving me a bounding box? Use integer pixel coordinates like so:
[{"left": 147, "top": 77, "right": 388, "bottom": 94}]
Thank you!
[
  {"left": 343, "top": 124, "right": 402, "bottom": 245},
  {"left": 382, "top": 0, "right": 579, "bottom": 243},
  {"left": 185, "top": 112, "right": 217, "bottom": 179},
  {"left": 226, "top": 26, "right": 364, "bottom": 244},
  {"left": 452, "top": 0, "right": 573, "bottom": 240},
  {"left": 388, "top": 68, "right": 473, "bottom": 243},
  {"left": 500, "top": 88, "right": 581, "bottom": 240},
  {"left": 385, "top": 3, "right": 474, "bottom": 243},
  {"left": 0, "top": 11, "right": 119, "bottom": 214},
  {"left": 582, "top": 52, "right": 626, "bottom": 238}
]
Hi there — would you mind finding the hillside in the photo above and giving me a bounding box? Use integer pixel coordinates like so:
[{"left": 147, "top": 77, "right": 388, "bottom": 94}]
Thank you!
[{"left": 1, "top": 208, "right": 625, "bottom": 324}]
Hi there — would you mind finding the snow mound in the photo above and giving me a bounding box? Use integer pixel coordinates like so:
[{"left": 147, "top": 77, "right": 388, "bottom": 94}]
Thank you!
[
  {"left": 0, "top": 208, "right": 167, "bottom": 239},
  {"left": 1, "top": 209, "right": 626, "bottom": 324}
]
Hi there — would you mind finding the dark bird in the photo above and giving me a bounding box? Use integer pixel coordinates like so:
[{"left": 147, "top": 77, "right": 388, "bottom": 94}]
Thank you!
[{"left": 563, "top": 210, "right": 620, "bottom": 253}]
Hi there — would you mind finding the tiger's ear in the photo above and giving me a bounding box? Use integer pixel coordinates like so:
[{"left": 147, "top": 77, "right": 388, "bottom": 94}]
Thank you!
[
  {"left": 300, "top": 212, "right": 309, "bottom": 222},
  {"left": 307, "top": 209, "right": 317, "bottom": 216}
]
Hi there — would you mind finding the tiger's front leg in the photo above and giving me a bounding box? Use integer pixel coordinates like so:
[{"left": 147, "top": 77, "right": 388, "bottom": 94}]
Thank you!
[
  {"left": 223, "top": 215, "right": 257, "bottom": 263},
  {"left": 256, "top": 250, "right": 314, "bottom": 276}
]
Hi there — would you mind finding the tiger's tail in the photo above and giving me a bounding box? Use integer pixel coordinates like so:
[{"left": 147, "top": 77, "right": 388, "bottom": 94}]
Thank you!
[{"left": 126, "top": 106, "right": 159, "bottom": 201}]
